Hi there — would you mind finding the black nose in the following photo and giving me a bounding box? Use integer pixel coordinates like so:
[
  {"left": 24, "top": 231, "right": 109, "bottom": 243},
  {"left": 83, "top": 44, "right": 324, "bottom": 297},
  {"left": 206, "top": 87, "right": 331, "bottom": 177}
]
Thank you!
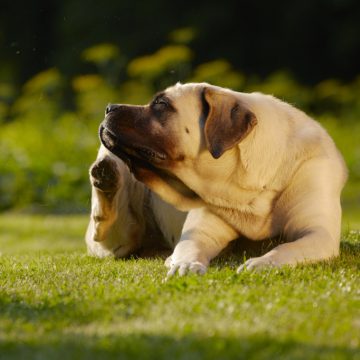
[{"left": 105, "top": 104, "right": 119, "bottom": 115}]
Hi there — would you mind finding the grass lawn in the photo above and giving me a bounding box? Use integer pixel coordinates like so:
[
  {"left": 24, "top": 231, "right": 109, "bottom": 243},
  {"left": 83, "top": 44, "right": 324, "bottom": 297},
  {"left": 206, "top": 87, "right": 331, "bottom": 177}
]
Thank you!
[{"left": 0, "top": 213, "right": 359, "bottom": 360}]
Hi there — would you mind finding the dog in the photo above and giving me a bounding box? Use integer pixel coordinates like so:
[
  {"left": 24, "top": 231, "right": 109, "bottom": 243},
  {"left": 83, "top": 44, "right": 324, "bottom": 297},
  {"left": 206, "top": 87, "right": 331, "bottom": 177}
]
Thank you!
[{"left": 86, "top": 82, "right": 347, "bottom": 276}]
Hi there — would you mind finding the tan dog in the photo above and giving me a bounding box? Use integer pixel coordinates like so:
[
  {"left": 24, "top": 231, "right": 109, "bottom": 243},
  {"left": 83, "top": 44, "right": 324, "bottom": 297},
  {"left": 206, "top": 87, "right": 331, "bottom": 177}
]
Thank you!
[{"left": 86, "top": 82, "right": 347, "bottom": 276}]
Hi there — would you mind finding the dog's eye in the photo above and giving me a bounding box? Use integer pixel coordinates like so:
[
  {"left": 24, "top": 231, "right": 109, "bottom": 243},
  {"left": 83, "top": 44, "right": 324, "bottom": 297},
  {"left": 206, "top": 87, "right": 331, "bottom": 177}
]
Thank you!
[{"left": 152, "top": 98, "right": 168, "bottom": 108}]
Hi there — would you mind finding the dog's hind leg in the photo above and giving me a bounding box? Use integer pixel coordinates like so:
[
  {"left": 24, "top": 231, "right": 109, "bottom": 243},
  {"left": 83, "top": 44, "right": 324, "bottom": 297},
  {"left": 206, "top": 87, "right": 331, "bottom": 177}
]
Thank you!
[
  {"left": 238, "top": 157, "right": 347, "bottom": 271},
  {"left": 85, "top": 146, "right": 146, "bottom": 258}
]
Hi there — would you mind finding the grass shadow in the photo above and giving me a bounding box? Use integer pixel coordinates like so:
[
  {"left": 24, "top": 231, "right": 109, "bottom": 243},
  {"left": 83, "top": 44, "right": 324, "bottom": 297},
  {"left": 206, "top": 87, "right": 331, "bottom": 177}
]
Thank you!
[
  {"left": 126, "top": 234, "right": 360, "bottom": 271},
  {"left": 0, "top": 294, "right": 81, "bottom": 324},
  {"left": 340, "top": 240, "right": 360, "bottom": 256},
  {"left": 1, "top": 332, "right": 358, "bottom": 360}
]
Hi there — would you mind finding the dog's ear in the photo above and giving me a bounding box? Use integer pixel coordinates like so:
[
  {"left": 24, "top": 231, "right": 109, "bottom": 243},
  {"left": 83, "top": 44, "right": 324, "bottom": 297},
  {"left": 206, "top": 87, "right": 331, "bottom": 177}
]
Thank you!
[{"left": 203, "top": 87, "right": 257, "bottom": 159}]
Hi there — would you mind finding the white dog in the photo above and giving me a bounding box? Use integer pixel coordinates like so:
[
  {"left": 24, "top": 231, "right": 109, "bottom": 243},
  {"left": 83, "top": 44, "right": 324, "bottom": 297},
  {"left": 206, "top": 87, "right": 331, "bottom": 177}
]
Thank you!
[{"left": 86, "top": 83, "right": 347, "bottom": 276}]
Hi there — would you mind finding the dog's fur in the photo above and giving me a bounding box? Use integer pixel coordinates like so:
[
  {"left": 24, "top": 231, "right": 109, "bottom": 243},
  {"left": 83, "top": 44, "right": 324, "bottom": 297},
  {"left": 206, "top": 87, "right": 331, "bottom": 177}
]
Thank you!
[{"left": 86, "top": 83, "right": 347, "bottom": 275}]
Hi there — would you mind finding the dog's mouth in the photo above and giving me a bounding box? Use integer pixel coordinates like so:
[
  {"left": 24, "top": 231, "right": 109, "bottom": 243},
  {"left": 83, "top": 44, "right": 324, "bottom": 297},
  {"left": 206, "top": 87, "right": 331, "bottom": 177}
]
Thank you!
[
  {"left": 99, "top": 123, "right": 201, "bottom": 204},
  {"left": 99, "top": 124, "right": 167, "bottom": 166}
]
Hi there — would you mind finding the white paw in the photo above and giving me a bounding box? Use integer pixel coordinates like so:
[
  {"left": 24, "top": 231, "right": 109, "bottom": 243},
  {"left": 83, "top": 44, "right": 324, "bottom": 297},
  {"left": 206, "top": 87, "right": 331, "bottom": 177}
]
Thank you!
[
  {"left": 237, "top": 256, "right": 278, "bottom": 273},
  {"left": 165, "top": 258, "right": 207, "bottom": 278},
  {"left": 164, "top": 255, "right": 172, "bottom": 268}
]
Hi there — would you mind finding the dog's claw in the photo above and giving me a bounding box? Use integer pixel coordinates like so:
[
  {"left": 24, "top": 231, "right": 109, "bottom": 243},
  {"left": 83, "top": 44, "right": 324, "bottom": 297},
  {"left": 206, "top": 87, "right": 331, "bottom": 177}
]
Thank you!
[
  {"left": 165, "top": 261, "right": 207, "bottom": 279},
  {"left": 237, "top": 264, "right": 246, "bottom": 273},
  {"left": 166, "top": 264, "right": 180, "bottom": 279},
  {"left": 237, "top": 256, "right": 277, "bottom": 273}
]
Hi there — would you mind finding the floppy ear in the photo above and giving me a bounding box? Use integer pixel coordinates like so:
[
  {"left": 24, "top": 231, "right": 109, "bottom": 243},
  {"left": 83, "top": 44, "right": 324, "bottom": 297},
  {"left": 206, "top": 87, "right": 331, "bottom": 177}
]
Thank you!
[{"left": 203, "top": 87, "right": 258, "bottom": 159}]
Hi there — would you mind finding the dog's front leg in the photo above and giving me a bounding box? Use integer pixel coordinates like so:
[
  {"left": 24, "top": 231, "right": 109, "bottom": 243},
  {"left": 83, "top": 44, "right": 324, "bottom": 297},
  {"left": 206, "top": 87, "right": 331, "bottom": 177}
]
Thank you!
[{"left": 165, "top": 208, "right": 238, "bottom": 277}]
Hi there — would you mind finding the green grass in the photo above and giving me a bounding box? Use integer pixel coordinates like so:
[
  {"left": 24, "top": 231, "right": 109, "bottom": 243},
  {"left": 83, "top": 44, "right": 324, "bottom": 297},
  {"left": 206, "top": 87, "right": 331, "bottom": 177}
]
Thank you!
[{"left": 0, "top": 214, "right": 359, "bottom": 359}]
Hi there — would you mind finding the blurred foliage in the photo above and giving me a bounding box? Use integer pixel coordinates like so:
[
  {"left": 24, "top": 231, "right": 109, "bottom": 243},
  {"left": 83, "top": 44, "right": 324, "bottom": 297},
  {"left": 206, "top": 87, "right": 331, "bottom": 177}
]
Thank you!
[
  {"left": 190, "top": 60, "right": 244, "bottom": 90},
  {"left": 82, "top": 43, "right": 120, "bottom": 64},
  {"left": 81, "top": 43, "right": 125, "bottom": 86},
  {"left": 168, "top": 27, "right": 197, "bottom": 45},
  {"left": 11, "top": 68, "right": 63, "bottom": 119},
  {"left": 127, "top": 45, "right": 193, "bottom": 89},
  {"left": 0, "top": 40, "right": 359, "bottom": 213}
]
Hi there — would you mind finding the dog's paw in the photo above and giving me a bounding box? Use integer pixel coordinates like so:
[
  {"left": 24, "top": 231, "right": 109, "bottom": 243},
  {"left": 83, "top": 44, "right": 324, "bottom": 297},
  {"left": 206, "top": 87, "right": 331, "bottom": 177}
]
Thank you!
[
  {"left": 165, "top": 259, "right": 207, "bottom": 279},
  {"left": 164, "top": 255, "right": 172, "bottom": 268},
  {"left": 237, "top": 256, "right": 278, "bottom": 273},
  {"left": 90, "top": 156, "right": 121, "bottom": 193}
]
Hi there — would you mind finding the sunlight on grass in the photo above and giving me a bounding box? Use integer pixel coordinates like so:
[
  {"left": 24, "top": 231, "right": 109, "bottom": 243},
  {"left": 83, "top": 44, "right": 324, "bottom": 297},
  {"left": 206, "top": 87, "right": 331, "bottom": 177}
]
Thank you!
[
  {"left": 0, "top": 214, "right": 359, "bottom": 359},
  {"left": 0, "top": 214, "right": 88, "bottom": 254}
]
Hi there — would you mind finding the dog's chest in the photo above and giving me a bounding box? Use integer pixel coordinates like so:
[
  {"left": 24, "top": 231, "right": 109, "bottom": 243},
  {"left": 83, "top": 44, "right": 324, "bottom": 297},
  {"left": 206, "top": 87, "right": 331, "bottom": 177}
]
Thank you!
[{"left": 205, "top": 189, "right": 279, "bottom": 240}]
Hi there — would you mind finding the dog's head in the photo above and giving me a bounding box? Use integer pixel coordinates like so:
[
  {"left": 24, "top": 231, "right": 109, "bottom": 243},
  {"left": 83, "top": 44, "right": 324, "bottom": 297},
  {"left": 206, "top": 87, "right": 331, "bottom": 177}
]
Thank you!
[{"left": 100, "top": 83, "right": 257, "bottom": 207}]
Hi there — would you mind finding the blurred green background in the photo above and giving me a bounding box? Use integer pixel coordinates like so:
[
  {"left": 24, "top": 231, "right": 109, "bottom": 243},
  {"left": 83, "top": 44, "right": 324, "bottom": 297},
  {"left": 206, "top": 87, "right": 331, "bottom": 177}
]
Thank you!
[{"left": 0, "top": 0, "right": 359, "bottom": 222}]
